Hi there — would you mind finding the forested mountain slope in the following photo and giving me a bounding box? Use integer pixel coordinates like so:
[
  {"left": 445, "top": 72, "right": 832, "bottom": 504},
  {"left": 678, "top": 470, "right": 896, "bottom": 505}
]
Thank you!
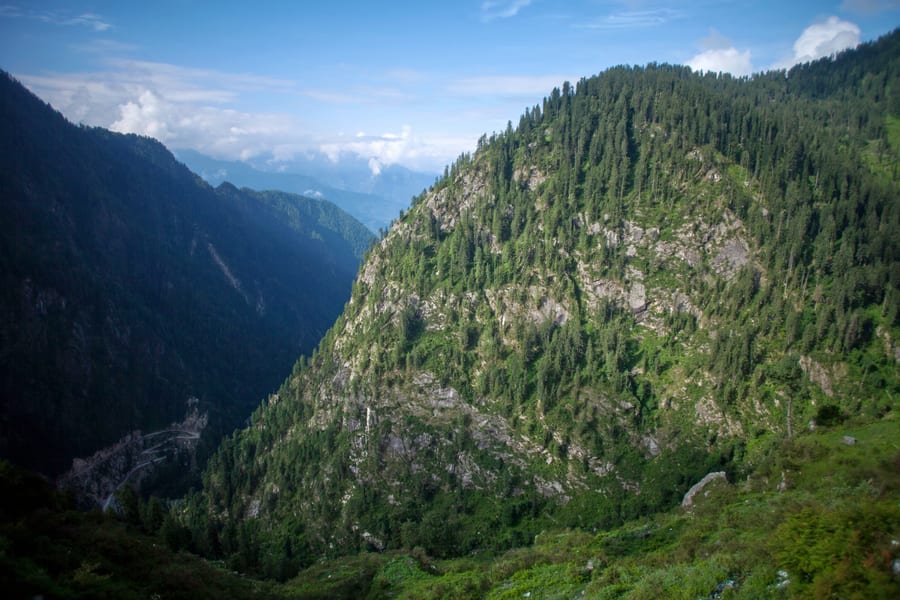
[
  {"left": 186, "top": 32, "right": 899, "bottom": 578},
  {"left": 0, "top": 72, "right": 373, "bottom": 479}
]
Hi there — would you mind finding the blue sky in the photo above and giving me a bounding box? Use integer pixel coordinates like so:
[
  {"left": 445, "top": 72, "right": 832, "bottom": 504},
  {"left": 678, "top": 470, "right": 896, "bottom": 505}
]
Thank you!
[{"left": 2, "top": 1, "right": 898, "bottom": 174}]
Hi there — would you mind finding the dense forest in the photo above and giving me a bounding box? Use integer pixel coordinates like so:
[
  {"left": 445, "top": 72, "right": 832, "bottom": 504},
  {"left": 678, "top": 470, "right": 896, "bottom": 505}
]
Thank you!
[
  {"left": 0, "top": 71, "right": 373, "bottom": 481},
  {"left": 176, "top": 29, "right": 899, "bottom": 589}
]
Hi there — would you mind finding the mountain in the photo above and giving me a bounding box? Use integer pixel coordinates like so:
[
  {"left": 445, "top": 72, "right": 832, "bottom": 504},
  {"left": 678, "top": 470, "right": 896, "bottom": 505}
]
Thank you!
[
  {"left": 234, "top": 151, "right": 437, "bottom": 217},
  {"left": 182, "top": 30, "right": 899, "bottom": 581},
  {"left": 177, "top": 149, "right": 437, "bottom": 234},
  {"left": 0, "top": 71, "right": 374, "bottom": 485}
]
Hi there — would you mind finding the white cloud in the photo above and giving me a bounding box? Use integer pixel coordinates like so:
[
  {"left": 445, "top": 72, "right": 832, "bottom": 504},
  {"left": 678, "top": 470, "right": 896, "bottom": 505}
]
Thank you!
[
  {"left": 17, "top": 59, "right": 463, "bottom": 172},
  {"left": 481, "top": 0, "right": 531, "bottom": 22},
  {"left": 0, "top": 5, "right": 112, "bottom": 31},
  {"left": 61, "top": 13, "right": 111, "bottom": 32},
  {"left": 774, "top": 17, "right": 861, "bottom": 69},
  {"left": 107, "top": 59, "right": 295, "bottom": 98},
  {"left": 579, "top": 8, "right": 681, "bottom": 30},
  {"left": 687, "top": 32, "right": 754, "bottom": 77},
  {"left": 109, "top": 87, "right": 300, "bottom": 159},
  {"left": 112, "top": 90, "right": 171, "bottom": 140},
  {"left": 688, "top": 47, "right": 753, "bottom": 77},
  {"left": 18, "top": 63, "right": 303, "bottom": 161},
  {"left": 687, "top": 18, "right": 861, "bottom": 76},
  {"left": 319, "top": 126, "right": 469, "bottom": 174}
]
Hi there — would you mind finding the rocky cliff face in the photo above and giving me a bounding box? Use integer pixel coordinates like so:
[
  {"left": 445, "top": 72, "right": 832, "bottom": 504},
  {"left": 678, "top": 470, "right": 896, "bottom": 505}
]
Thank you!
[
  {"left": 234, "top": 145, "right": 754, "bottom": 523},
  {"left": 58, "top": 399, "right": 207, "bottom": 509},
  {"left": 190, "top": 38, "right": 899, "bottom": 564}
]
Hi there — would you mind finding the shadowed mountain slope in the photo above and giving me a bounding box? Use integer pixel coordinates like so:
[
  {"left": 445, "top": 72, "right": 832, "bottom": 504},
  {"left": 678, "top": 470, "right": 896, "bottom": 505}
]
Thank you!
[{"left": 0, "top": 72, "right": 373, "bottom": 481}]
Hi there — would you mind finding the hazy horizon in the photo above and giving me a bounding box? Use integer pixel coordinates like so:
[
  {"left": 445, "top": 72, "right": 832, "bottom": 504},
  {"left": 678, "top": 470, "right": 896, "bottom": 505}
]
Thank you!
[{"left": 2, "top": 1, "right": 898, "bottom": 175}]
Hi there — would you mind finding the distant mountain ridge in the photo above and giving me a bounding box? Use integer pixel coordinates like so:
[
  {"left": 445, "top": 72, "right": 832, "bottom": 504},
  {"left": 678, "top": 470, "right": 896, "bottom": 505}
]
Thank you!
[
  {"left": 0, "top": 71, "right": 373, "bottom": 484},
  {"left": 177, "top": 149, "right": 437, "bottom": 234}
]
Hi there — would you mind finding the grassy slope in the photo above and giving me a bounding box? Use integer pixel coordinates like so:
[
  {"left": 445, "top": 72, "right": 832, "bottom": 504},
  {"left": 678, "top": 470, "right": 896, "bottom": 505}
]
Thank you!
[
  {"left": 282, "top": 415, "right": 899, "bottom": 599},
  {"left": 5, "top": 416, "right": 895, "bottom": 597}
]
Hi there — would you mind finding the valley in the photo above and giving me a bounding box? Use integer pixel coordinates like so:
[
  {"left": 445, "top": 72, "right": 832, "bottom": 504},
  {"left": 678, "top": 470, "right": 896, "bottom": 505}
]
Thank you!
[
  {"left": 0, "top": 18, "right": 898, "bottom": 600},
  {"left": 0, "top": 71, "right": 373, "bottom": 494}
]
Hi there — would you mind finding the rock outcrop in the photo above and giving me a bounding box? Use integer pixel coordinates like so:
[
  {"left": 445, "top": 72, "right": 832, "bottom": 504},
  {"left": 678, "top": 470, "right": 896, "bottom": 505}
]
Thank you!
[
  {"left": 58, "top": 400, "right": 207, "bottom": 509},
  {"left": 682, "top": 471, "right": 728, "bottom": 508}
]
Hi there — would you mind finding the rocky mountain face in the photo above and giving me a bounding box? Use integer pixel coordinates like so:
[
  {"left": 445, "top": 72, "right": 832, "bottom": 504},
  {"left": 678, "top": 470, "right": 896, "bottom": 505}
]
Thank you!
[
  {"left": 0, "top": 72, "right": 373, "bottom": 486},
  {"left": 189, "top": 33, "right": 898, "bottom": 575},
  {"left": 57, "top": 398, "right": 208, "bottom": 510}
]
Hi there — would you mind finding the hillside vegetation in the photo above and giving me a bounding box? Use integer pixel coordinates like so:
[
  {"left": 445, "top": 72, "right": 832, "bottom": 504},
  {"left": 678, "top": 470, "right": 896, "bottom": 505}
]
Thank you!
[
  {"left": 3, "top": 416, "right": 896, "bottom": 597},
  {"left": 180, "top": 28, "right": 899, "bottom": 590},
  {"left": 2, "top": 28, "right": 898, "bottom": 600}
]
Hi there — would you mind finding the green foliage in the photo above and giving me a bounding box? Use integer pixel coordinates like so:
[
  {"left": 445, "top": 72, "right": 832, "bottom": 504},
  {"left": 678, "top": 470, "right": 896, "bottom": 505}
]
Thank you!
[
  {"left": 191, "top": 28, "right": 900, "bottom": 589},
  {"left": 3, "top": 14, "right": 899, "bottom": 600},
  {"left": 485, "top": 562, "right": 588, "bottom": 599},
  {"left": 367, "top": 555, "right": 433, "bottom": 597},
  {"left": 0, "top": 460, "right": 285, "bottom": 599},
  {"left": 770, "top": 486, "right": 900, "bottom": 596},
  {"left": 6, "top": 415, "right": 900, "bottom": 596},
  {"left": 815, "top": 404, "right": 845, "bottom": 427},
  {"left": 283, "top": 553, "right": 387, "bottom": 599},
  {"left": 280, "top": 417, "right": 899, "bottom": 599}
]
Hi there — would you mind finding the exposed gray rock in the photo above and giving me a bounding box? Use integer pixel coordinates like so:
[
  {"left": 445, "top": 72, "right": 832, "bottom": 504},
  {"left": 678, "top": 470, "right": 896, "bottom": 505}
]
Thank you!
[
  {"left": 778, "top": 470, "right": 790, "bottom": 492},
  {"left": 681, "top": 471, "right": 728, "bottom": 507},
  {"left": 58, "top": 398, "right": 207, "bottom": 510},
  {"left": 362, "top": 531, "right": 386, "bottom": 552},
  {"left": 533, "top": 295, "right": 571, "bottom": 325},
  {"left": 712, "top": 238, "right": 749, "bottom": 278},
  {"left": 513, "top": 165, "right": 546, "bottom": 191},
  {"left": 776, "top": 570, "right": 791, "bottom": 589},
  {"left": 641, "top": 435, "right": 661, "bottom": 458},
  {"left": 628, "top": 281, "right": 647, "bottom": 314},
  {"left": 800, "top": 355, "right": 839, "bottom": 397}
]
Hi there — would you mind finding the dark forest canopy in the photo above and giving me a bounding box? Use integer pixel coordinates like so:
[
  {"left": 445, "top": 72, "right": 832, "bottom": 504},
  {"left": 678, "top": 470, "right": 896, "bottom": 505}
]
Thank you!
[{"left": 0, "top": 71, "right": 373, "bottom": 479}]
